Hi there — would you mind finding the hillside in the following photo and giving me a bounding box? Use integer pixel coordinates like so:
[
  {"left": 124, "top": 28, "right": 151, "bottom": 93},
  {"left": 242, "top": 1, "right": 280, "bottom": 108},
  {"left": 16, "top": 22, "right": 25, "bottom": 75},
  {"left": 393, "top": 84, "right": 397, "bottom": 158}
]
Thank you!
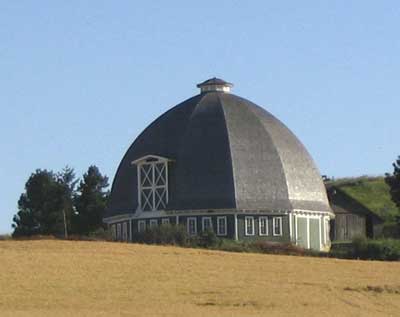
[
  {"left": 0, "top": 240, "right": 399, "bottom": 316},
  {"left": 327, "top": 176, "right": 399, "bottom": 221}
]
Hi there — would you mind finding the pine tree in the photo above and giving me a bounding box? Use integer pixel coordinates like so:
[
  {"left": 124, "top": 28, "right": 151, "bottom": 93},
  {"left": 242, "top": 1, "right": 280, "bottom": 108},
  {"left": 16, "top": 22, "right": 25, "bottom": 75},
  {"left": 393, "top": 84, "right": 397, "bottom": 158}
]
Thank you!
[
  {"left": 385, "top": 156, "right": 400, "bottom": 209},
  {"left": 56, "top": 166, "right": 78, "bottom": 238},
  {"left": 72, "top": 166, "right": 109, "bottom": 235},
  {"left": 12, "top": 170, "right": 65, "bottom": 237}
]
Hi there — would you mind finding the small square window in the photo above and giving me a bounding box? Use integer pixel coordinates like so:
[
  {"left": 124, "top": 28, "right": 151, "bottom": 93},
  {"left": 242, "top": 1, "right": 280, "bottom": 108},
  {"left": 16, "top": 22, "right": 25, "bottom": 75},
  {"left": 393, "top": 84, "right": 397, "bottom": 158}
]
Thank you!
[
  {"left": 187, "top": 217, "right": 197, "bottom": 236},
  {"left": 273, "top": 217, "right": 283, "bottom": 236},
  {"left": 162, "top": 218, "right": 170, "bottom": 225},
  {"left": 150, "top": 219, "right": 158, "bottom": 228},
  {"left": 245, "top": 216, "right": 255, "bottom": 236},
  {"left": 259, "top": 217, "right": 268, "bottom": 236},
  {"left": 138, "top": 220, "right": 146, "bottom": 233},
  {"left": 202, "top": 217, "right": 213, "bottom": 232},
  {"left": 217, "top": 217, "right": 227, "bottom": 236}
]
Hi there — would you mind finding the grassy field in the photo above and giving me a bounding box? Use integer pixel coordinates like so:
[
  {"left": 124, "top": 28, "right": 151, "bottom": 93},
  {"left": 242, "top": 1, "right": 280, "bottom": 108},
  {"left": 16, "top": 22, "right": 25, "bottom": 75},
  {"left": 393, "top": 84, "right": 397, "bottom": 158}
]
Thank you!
[
  {"left": 0, "top": 240, "right": 399, "bottom": 316},
  {"left": 327, "top": 176, "right": 398, "bottom": 221}
]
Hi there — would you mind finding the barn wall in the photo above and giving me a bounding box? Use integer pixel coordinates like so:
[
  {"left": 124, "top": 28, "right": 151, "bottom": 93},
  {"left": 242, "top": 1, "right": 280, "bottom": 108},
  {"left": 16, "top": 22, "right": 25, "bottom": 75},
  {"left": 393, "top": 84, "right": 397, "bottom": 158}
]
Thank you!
[
  {"left": 237, "top": 214, "right": 290, "bottom": 242},
  {"left": 333, "top": 214, "right": 366, "bottom": 241}
]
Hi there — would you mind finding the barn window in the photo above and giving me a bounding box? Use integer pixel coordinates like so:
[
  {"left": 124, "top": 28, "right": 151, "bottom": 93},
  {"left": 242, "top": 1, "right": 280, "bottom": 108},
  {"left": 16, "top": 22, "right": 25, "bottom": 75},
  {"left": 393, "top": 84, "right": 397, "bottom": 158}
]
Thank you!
[
  {"left": 259, "top": 217, "right": 268, "bottom": 236},
  {"left": 138, "top": 220, "right": 146, "bottom": 233},
  {"left": 245, "top": 216, "right": 255, "bottom": 236},
  {"left": 187, "top": 217, "right": 197, "bottom": 236},
  {"left": 202, "top": 217, "right": 213, "bottom": 232},
  {"left": 122, "top": 222, "right": 128, "bottom": 241},
  {"left": 150, "top": 219, "right": 158, "bottom": 228},
  {"left": 135, "top": 156, "right": 169, "bottom": 212},
  {"left": 117, "top": 223, "right": 122, "bottom": 240},
  {"left": 217, "top": 217, "right": 227, "bottom": 236},
  {"left": 273, "top": 217, "right": 282, "bottom": 236},
  {"left": 111, "top": 224, "right": 117, "bottom": 240},
  {"left": 162, "top": 218, "right": 170, "bottom": 225}
]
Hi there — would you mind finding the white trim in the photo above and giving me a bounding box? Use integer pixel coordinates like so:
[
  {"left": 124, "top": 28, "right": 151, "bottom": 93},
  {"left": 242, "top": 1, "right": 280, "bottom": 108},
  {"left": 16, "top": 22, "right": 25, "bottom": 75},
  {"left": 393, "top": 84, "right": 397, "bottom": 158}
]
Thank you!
[
  {"left": 187, "top": 217, "right": 197, "bottom": 236},
  {"left": 117, "top": 223, "right": 122, "bottom": 240},
  {"left": 259, "top": 216, "right": 268, "bottom": 236},
  {"left": 131, "top": 154, "right": 172, "bottom": 165},
  {"left": 138, "top": 220, "right": 146, "bottom": 233},
  {"left": 217, "top": 216, "right": 227, "bottom": 236},
  {"left": 122, "top": 222, "right": 128, "bottom": 241},
  {"left": 202, "top": 217, "right": 213, "bottom": 232},
  {"left": 111, "top": 224, "right": 117, "bottom": 240},
  {"left": 149, "top": 219, "right": 158, "bottom": 228},
  {"left": 245, "top": 216, "right": 255, "bottom": 236},
  {"left": 289, "top": 213, "right": 293, "bottom": 241},
  {"left": 129, "top": 219, "right": 132, "bottom": 241},
  {"left": 162, "top": 218, "right": 170, "bottom": 225},
  {"left": 234, "top": 213, "right": 238, "bottom": 241},
  {"left": 137, "top": 159, "right": 168, "bottom": 212},
  {"left": 273, "top": 217, "right": 283, "bottom": 236},
  {"left": 306, "top": 216, "right": 310, "bottom": 249}
]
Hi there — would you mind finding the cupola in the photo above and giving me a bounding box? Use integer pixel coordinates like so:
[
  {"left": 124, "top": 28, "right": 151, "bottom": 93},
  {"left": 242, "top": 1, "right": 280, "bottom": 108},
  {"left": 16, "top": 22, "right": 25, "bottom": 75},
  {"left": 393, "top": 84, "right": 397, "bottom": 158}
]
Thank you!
[{"left": 197, "top": 77, "right": 233, "bottom": 93}]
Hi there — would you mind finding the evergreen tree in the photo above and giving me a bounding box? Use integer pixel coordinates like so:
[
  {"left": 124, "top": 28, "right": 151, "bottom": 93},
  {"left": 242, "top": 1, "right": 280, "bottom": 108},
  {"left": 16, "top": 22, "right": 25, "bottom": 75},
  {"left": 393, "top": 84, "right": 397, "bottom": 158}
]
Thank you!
[
  {"left": 72, "top": 166, "right": 109, "bottom": 235},
  {"left": 385, "top": 156, "right": 400, "bottom": 210},
  {"left": 12, "top": 169, "right": 65, "bottom": 237},
  {"left": 56, "top": 166, "right": 78, "bottom": 238}
]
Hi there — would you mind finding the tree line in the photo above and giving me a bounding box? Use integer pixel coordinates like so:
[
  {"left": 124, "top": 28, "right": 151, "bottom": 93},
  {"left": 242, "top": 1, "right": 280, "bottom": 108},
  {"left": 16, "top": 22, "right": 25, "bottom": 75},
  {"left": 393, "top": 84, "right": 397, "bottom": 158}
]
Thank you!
[
  {"left": 12, "top": 165, "right": 109, "bottom": 238},
  {"left": 386, "top": 155, "right": 400, "bottom": 226}
]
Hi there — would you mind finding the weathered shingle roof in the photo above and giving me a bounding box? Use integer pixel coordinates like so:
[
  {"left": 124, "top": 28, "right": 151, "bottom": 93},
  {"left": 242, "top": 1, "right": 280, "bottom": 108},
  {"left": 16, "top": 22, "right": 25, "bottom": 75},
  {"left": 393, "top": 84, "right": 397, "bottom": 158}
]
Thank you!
[{"left": 106, "top": 86, "right": 331, "bottom": 217}]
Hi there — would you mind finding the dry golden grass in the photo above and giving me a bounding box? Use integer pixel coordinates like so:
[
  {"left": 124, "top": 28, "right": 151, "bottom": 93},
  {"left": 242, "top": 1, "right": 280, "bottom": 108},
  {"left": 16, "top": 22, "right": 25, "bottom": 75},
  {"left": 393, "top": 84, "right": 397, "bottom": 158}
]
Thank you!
[{"left": 0, "top": 240, "right": 399, "bottom": 316}]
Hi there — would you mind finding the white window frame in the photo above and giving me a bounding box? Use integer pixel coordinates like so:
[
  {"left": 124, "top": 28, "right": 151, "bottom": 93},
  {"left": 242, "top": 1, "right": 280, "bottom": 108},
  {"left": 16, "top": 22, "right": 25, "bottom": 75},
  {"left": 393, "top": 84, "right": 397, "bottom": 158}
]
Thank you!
[
  {"left": 202, "top": 217, "right": 213, "bottom": 232},
  {"left": 245, "top": 216, "right": 255, "bottom": 236},
  {"left": 138, "top": 220, "right": 146, "bottom": 233},
  {"left": 162, "top": 218, "right": 170, "bottom": 225},
  {"left": 273, "top": 217, "right": 283, "bottom": 236},
  {"left": 136, "top": 157, "right": 169, "bottom": 212},
  {"left": 117, "top": 223, "right": 122, "bottom": 240},
  {"left": 122, "top": 222, "right": 128, "bottom": 241},
  {"left": 259, "top": 216, "right": 268, "bottom": 236},
  {"left": 149, "top": 219, "right": 158, "bottom": 228},
  {"left": 187, "top": 217, "right": 197, "bottom": 236},
  {"left": 217, "top": 216, "right": 227, "bottom": 236}
]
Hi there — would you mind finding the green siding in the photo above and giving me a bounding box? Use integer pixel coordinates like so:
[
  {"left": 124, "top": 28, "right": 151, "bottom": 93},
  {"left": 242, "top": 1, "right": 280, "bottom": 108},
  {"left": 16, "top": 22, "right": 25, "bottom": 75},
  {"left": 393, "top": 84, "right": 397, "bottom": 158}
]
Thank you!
[
  {"left": 309, "top": 218, "right": 321, "bottom": 250},
  {"left": 237, "top": 215, "right": 290, "bottom": 242},
  {"left": 296, "top": 217, "right": 308, "bottom": 248}
]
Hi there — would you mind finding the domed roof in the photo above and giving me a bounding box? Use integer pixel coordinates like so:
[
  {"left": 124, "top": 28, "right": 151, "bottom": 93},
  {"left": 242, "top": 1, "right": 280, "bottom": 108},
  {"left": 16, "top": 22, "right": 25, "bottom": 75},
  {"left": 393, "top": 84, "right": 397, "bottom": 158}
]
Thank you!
[{"left": 106, "top": 79, "right": 331, "bottom": 217}]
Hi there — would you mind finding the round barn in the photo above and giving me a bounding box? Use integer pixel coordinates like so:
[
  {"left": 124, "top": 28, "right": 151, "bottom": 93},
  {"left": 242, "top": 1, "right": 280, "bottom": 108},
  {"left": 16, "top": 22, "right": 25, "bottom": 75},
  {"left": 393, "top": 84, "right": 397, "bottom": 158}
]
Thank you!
[{"left": 104, "top": 78, "right": 334, "bottom": 251}]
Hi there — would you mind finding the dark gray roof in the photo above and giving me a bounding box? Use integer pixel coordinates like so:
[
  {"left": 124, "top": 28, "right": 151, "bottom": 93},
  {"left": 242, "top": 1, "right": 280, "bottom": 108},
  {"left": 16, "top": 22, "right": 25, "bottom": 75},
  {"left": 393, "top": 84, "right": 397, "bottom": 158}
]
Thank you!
[{"left": 106, "top": 90, "right": 331, "bottom": 217}]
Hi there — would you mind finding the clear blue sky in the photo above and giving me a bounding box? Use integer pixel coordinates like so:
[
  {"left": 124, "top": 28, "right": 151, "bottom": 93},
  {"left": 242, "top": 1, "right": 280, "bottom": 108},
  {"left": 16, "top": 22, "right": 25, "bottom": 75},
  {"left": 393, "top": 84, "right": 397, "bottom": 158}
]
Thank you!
[{"left": 1, "top": 1, "right": 399, "bottom": 234}]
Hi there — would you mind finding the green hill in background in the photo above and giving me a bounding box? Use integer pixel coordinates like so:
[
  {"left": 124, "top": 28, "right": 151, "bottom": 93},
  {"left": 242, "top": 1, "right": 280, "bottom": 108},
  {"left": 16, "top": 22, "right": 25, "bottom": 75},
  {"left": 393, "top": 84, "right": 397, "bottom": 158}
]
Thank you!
[{"left": 326, "top": 176, "right": 399, "bottom": 222}]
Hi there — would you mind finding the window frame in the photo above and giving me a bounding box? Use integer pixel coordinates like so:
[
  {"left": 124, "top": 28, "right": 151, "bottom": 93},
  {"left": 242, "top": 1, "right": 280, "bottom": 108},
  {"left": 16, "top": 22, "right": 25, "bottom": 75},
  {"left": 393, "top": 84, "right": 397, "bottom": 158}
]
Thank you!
[
  {"left": 149, "top": 219, "right": 158, "bottom": 228},
  {"left": 245, "top": 216, "right": 255, "bottom": 236},
  {"left": 161, "top": 218, "right": 170, "bottom": 225},
  {"left": 187, "top": 217, "right": 197, "bottom": 236},
  {"left": 217, "top": 216, "right": 227, "bottom": 236},
  {"left": 136, "top": 157, "right": 169, "bottom": 212},
  {"left": 202, "top": 217, "right": 213, "bottom": 232},
  {"left": 117, "top": 223, "right": 122, "bottom": 240},
  {"left": 259, "top": 216, "right": 269, "bottom": 236},
  {"left": 273, "top": 217, "right": 283, "bottom": 236},
  {"left": 111, "top": 224, "right": 117, "bottom": 240},
  {"left": 122, "top": 222, "right": 128, "bottom": 241},
  {"left": 138, "top": 220, "right": 146, "bottom": 233}
]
